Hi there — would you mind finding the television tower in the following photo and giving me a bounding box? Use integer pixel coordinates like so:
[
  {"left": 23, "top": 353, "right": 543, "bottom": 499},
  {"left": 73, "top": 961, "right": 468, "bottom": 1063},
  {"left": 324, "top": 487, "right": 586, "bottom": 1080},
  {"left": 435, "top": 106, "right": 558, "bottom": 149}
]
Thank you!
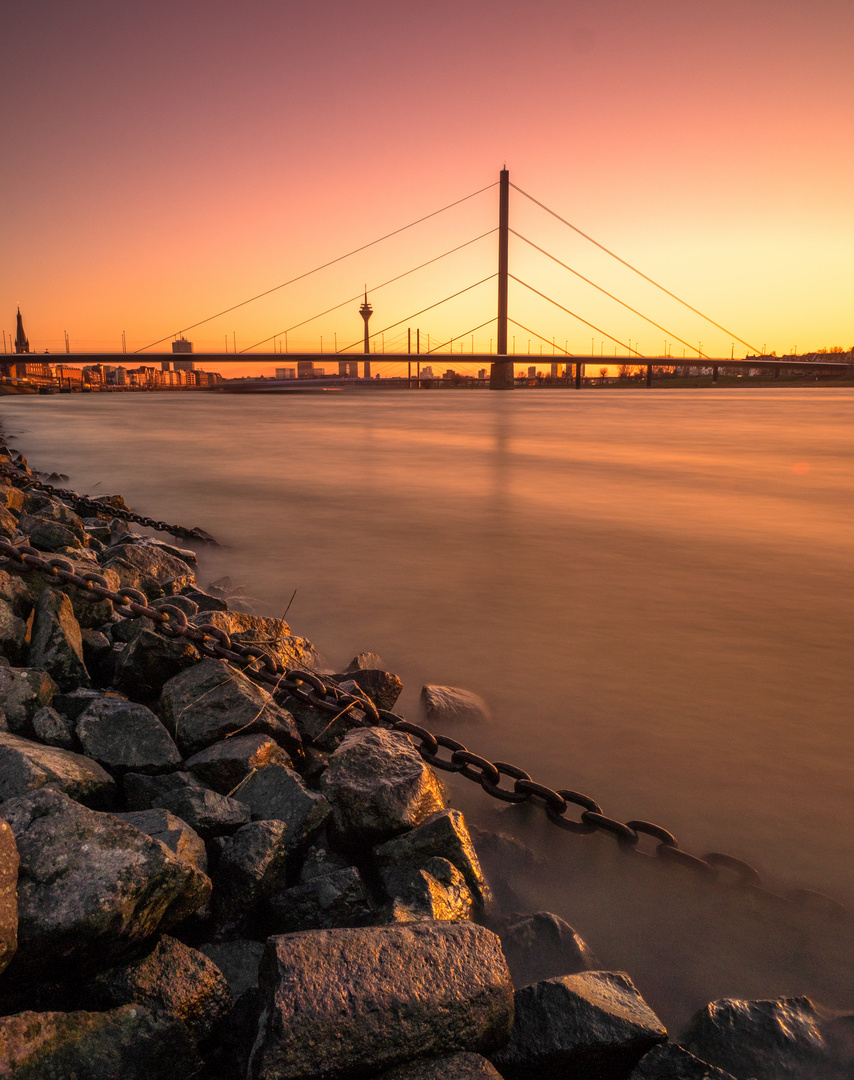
[{"left": 359, "top": 290, "right": 372, "bottom": 379}]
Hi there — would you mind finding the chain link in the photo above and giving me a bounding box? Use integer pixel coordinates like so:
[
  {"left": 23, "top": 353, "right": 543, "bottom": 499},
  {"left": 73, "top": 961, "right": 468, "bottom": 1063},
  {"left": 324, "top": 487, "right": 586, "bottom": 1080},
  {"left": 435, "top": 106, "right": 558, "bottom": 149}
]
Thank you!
[
  {"left": 0, "top": 533, "right": 847, "bottom": 923},
  {"left": 0, "top": 467, "right": 217, "bottom": 544}
]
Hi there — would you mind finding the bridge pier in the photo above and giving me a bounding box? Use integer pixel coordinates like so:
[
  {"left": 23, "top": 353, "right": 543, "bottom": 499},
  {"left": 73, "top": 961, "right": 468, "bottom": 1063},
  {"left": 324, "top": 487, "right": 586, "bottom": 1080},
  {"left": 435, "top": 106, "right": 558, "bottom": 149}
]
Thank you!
[
  {"left": 574, "top": 362, "right": 582, "bottom": 389},
  {"left": 645, "top": 364, "right": 652, "bottom": 387},
  {"left": 489, "top": 359, "right": 515, "bottom": 390},
  {"left": 712, "top": 365, "right": 719, "bottom": 383}
]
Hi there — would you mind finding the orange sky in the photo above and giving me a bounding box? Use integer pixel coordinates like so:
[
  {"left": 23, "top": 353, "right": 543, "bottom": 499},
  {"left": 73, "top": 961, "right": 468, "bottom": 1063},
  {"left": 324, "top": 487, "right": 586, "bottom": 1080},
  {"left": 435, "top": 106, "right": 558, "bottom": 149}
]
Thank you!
[{"left": 5, "top": 0, "right": 854, "bottom": 374}]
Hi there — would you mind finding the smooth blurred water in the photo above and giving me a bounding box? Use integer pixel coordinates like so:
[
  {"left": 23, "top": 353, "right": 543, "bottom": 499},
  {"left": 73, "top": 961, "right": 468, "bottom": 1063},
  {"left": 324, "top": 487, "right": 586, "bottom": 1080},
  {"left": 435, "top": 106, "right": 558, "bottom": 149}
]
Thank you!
[{"left": 3, "top": 387, "right": 853, "bottom": 1025}]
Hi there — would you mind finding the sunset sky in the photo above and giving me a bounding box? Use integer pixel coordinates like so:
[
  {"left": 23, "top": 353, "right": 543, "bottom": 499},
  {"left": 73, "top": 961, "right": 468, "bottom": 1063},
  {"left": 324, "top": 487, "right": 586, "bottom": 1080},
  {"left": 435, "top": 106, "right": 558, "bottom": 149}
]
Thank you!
[{"left": 4, "top": 0, "right": 853, "bottom": 374}]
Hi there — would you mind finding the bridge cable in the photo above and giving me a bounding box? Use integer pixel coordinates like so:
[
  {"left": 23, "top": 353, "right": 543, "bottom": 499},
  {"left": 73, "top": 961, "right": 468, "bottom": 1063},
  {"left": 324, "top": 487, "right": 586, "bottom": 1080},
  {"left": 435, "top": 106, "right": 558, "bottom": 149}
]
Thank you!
[
  {"left": 337, "top": 276, "right": 497, "bottom": 354},
  {"left": 510, "top": 275, "right": 645, "bottom": 357},
  {"left": 507, "top": 320, "right": 573, "bottom": 356},
  {"left": 512, "top": 231, "right": 712, "bottom": 360},
  {"left": 241, "top": 229, "right": 497, "bottom": 352},
  {"left": 134, "top": 182, "right": 498, "bottom": 353},
  {"left": 510, "top": 184, "right": 760, "bottom": 355}
]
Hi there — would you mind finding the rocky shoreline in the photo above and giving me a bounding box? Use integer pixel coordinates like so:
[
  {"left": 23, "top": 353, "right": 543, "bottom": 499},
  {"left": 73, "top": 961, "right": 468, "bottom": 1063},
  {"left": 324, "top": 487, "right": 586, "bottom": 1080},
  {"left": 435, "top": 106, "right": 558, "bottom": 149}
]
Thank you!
[{"left": 0, "top": 437, "right": 851, "bottom": 1079}]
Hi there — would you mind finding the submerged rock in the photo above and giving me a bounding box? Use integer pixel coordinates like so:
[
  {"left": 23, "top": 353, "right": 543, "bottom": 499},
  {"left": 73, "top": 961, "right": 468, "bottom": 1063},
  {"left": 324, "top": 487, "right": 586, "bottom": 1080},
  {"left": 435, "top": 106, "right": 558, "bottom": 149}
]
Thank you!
[{"left": 421, "top": 684, "right": 490, "bottom": 724}]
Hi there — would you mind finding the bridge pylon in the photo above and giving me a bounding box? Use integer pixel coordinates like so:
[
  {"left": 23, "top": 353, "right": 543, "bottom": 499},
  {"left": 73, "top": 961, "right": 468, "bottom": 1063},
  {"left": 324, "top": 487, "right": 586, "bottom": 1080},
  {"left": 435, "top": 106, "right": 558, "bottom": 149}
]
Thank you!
[{"left": 490, "top": 167, "right": 514, "bottom": 390}]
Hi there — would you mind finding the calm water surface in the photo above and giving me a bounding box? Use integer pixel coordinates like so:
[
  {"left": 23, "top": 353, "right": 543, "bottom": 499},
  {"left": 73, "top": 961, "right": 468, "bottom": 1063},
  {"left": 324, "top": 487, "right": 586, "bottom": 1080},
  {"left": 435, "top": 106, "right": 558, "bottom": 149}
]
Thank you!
[{"left": 3, "top": 387, "right": 853, "bottom": 1025}]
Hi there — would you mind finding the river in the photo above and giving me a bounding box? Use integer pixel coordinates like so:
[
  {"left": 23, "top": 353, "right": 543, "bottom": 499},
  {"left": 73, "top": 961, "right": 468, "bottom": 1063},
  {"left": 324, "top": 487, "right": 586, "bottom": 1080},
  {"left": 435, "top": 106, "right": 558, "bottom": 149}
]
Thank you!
[{"left": 3, "top": 386, "right": 853, "bottom": 1027}]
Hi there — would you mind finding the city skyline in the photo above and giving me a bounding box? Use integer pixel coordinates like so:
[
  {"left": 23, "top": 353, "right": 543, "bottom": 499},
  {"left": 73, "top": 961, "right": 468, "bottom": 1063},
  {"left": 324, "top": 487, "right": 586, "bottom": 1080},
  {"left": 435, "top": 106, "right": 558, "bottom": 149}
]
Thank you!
[{"left": 5, "top": 1, "right": 853, "bottom": 376}]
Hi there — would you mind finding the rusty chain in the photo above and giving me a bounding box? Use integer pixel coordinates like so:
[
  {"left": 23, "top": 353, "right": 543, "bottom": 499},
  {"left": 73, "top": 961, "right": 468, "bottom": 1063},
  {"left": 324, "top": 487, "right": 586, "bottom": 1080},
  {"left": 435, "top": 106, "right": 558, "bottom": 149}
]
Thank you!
[
  {"left": 0, "top": 533, "right": 847, "bottom": 922},
  {"left": 0, "top": 465, "right": 217, "bottom": 544}
]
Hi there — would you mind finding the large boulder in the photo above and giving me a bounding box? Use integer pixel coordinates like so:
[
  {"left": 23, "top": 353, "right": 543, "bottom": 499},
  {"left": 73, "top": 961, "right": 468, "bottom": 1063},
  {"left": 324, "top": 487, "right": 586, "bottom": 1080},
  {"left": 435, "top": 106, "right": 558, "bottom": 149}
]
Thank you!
[
  {"left": 421, "top": 685, "right": 490, "bottom": 724},
  {"left": 30, "top": 704, "right": 75, "bottom": 750},
  {"left": 184, "top": 733, "right": 292, "bottom": 795},
  {"left": 264, "top": 866, "right": 375, "bottom": 934},
  {"left": 248, "top": 922, "right": 514, "bottom": 1080},
  {"left": 88, "top": 934, "right": 232, "bottom": 1044},
  {"left": 102, "top": 541, "right": 197, "bottom": 595},
  {"left": 320, "top": 727, "right": 446, "bottom": 849},
  {"left": 0, "top": 817, "right": 18, "bottom": 975},
  {"left": 212, "top": 820, "right": 290, "bottom": 934},
  {"left": 112, "top": 629, "right": 199, "bottom": 700},
  {"left": 27, "top": 587, "right": 90, "bottom": 691},
  {"left": 153, "top": 786, "right": 251, "bottom": 839},
  {"left": 629, "top": 1043, "right": 738, "bottom": 1078},
  {"left": 0, "top": 1005, "right": 201, "bottom": 1079},
  {"left": 491, "top": 972, "right": 667, "bottom": 1080},
  {"left": 0, "top": 597, "right": 29, "bottom": 665},
  {"left": 2, "top": 788, "right": 211, "bottom": 978},
  {"left": 236, "top": 764, "right": 330, "bottom": 848},
  {"left": 0, "top": 667, "right": 58, "bottom": 737},
  {"left": 682, "top": 996, "right": 853, "bottom": 1080},
  {"left": 122, "top": 769, "right": 207, "bottom": 812},
  {"left": 340, "top": 668, "right": 404, "bottom": 711},
  {"left": 115, "top": 808, "right": 207, "bottom": 873},
  {"left": 380, "top": 858, "right": 474, "bottom": 924},
  {"left": 158, "top": 658, "right": 300, "bottom": 756},
  {"left": 374, "top": 809, "right": 491, "bottom": 912},
  {"left": 375, "top": 1054, "right": 506, "bottom": 1079},
  {"left": 496, "top": 911, "right": 597, "bottom": 988},
  {"left": 75, "top": 696, "right": 181, "bottom": 775},
  {"left": 0, "top": 730, "right": 116, "bottom": 807}
]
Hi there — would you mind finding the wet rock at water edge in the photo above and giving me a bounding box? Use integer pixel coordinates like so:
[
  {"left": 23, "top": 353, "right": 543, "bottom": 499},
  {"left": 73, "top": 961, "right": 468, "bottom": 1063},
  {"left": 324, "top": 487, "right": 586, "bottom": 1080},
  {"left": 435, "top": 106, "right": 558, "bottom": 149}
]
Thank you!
[
  {"left": 320, "top": 727, "right": 446, "bottom": 850},
  {"left": 30, "top": 703, "right": 75, "bottom": 750},
  {"left": 27, "top": 587, "right": 89, "bottom": 691},
  {"left": 102, "top": 540, "right": 197, "bottom": 595},
  {"left": 236, "top": 764, "right": 330, "bottom": 848},
  {"left": 153, "top": 785, "right": 251, "bottom": 839},
  {"left": 88, "top": 934, "right": 232, "bottom": 1044},
  {"left": 628, "top": 1043, "right": 738, "bottom": 1079},
  {"left": 0, "top": 730, "right": 116, "bottom": 807},
  {"left": 421, "top": 684, "right": 491, "bottom": 724},
  {"left": 0, "top": 817, "right": 18, "bottom": 976},
  {"left": 248, "top": 922, "right": 514, "bottom": 1080},
  {"left": 17, "top": 513, "right": 82, "bottom": 553},
  {"left": 374, "top": 1053, "right": 506, "bottom": 1080},
  {"left": 112, "top": 628, "right": 200, "bottom": 700},
  {"left": 113, "top": 532, "right": 198, "bottom": 566},
  {"left": 158, "top": 657, "right": 301, "bottom": 756},
  {"left": 345, "top": 651, "right": 385, "bottom": 671},
  {"left": 212, "top": 819, "right": 290, "bottom": 935},
  {"left": 76, "top": 696, "right": 182, "bottom": 775},
  {"left": 0, "top": 1005, "right": 202, "bottom": 1079},
  {"left": 374, "top": 808, "right": 492, "bottom": 912},
  {"left": 337, "top": 667, "right": 404, "bottom": 711},
  {"left": 682, "top": 996, "right": 854, "bottom": 1080},
  {"left": 264, "top": 865, "right": 375, "bottom": 933},
  {"left": 490, "top": 971, "right": 667, "bottom": 1080},
  {"left": 0, "top": 666, "right": 58, "bottom": 737},
  {"left": 2, "top": 788, "right": 211, "bottom": 977},
  {"left": 184, "top": 732, "right": 292, "bottom": 795},
  {"left": 496, "top": 911, "right": 597, "bottom": 988},
  {"left": 115, "top": 808, "right": 208, "bottom": 873},
  {"left": 381, "top": 857, "right": 474, "bottom": 924}
]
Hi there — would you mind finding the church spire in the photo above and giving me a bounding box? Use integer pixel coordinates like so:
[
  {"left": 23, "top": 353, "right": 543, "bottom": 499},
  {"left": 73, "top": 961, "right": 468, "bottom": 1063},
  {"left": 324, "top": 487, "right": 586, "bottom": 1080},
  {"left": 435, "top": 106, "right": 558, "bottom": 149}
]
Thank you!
[{"left": 14, "top": 306, "right": 29, "bottom": 354}]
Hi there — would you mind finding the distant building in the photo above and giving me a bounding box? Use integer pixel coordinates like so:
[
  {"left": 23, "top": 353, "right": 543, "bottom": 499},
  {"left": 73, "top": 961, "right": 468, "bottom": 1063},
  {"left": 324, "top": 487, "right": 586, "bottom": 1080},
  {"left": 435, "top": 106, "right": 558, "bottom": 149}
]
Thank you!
[
  {"left": 297, "top": 360, "right": 314, "bottom": 378},
  {"left": 528, "top": 366, "right": 537, "bottom": 378},
  {"left": 161, "top": 361, "right": 173, "bottom": 372},
  {"left": 550, "top": 362, "right": 559, "bottom": 377},
  {"left": 275, "top": 367, "right": 296, "bottom": 379},
  {"left": 338, "top": 360, "right": 358, "bottom": 378},
  {"left": 478, "top": 368, "right": 487, "bottom": 380},
  {"left": 14, "top": 307, "right": 29, "bottom": 354},
  {"left": 421, "top": 366, "right": 434, "bottom": 379},
  {"left": 171, "top": 338, "right": 194, "bottom": 370}
]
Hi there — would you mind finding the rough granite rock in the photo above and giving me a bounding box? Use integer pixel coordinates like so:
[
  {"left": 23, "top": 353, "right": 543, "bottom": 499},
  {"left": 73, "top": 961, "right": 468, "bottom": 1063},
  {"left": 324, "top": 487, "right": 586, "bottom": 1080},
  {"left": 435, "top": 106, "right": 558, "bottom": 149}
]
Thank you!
[
  {"left": 491, "top": 971, "right": 667, "bottom": 1080},
  {"left": 628, "top": 1043, "right": 738, "bottom": 1079},
  {"left": 212, "top": 819, "right": 290, "bottom": 934},
  {"left": 27, "top": 587, "right": 90, "bottom": 691},
  {"left": 0, "top": 730, "right": 116, "bottom": 807},
  {"left": 122, "top": 769, "right": 208, "bottom": 812},
  {"left": 115, "top": 808, "right": 208, "bottom": 872},
  {"left": 421, "top": 684, "right": 490, "bottom": 724},
  {"left": 264, "top": 866, "right": 374, "bottom": 934},
  {"left": 2, "top": 788, "right": 211, "bottom": 977},
  {"left": 102, "top": 541, "right": 197, "bottom": 594},
  {"left": 0, "top": 597, "right": 29, "bottom": 665},
  {"left": 199, "top": 938, "right": 264, "bottom": 1003},
  {"left": 496, "top": 911, "right": 597, "bottom": 987},
  {"left": 158, "top": 658, "right": 301, "bottom": 756},
  {"left": 88, "top": 934, "right": 232, "bottom": 1044},
  {"left": 682, "top": 996, "right": 853, "bottom": 1080},
  {"left": 75, "top": 696, "right": 181, "bottom": 775},
  {"left": 0, "top": 666, "right": 58, "bottom": 738},
  {"left": 184, "top": 733, "right": 292, "bottom": 795},
  {"left": 339, "top": 667, "right": 404, "bottom": 711},
  {"left": 248, "top": 921, "right": 514, "bottom": 1080},
  {"left": 236, "top": 764, "right": 330, "bottom": 847},
  {"left": 153, "top": 785, "right": 251, "bottom": 839},
  {"left": 112, "top": 628, "right": 200, "bottom": 700},
  {"left": 0, "top": 1005, "right": 202, "bottom": 1079},
  {"left": 320, "top": 727, "right": 446, "bottom": 849},
  {"left": 17, "top": 514, "right": 81, "bottom": 553},
  {"left": 0, "top": 817, "right": 18, "bottom": 975},
  {"left": 374, "top": 1053, "right": 506, "bottom": 1080},
  {"left": 381, "top": 857, "right": 474, "bottom": 924},
  {"left": 374, "top": 809, "right": 492, "bottom": 912},
  {"left": 30, "top": 704, "right": 76, "bottom": 750}
]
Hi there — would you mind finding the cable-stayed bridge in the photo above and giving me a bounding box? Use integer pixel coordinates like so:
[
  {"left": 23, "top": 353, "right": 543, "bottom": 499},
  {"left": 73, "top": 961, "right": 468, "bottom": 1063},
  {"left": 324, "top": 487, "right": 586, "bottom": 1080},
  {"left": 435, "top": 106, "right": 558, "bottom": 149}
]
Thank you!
[{"left": 49, "top": 171, "right": 854, "bottom": 387}]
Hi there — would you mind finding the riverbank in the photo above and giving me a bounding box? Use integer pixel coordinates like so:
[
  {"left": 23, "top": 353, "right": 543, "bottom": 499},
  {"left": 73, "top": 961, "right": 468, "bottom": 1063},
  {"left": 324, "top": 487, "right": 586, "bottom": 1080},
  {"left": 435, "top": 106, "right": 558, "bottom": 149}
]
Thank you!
[{"left": 0, "top": 435, "right": 852, "bottom": 1077}]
